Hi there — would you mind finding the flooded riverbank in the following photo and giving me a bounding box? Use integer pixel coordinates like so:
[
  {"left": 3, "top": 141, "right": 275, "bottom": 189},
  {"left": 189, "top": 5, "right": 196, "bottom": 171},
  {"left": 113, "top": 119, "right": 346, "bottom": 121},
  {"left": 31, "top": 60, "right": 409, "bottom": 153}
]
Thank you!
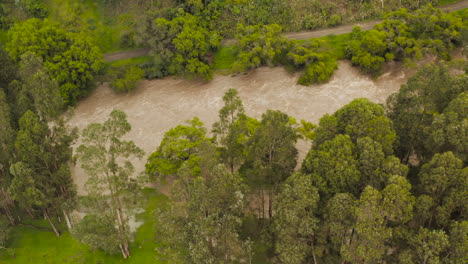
[{"left": 69, "top": 61, "right": 410, "bottom": 194}]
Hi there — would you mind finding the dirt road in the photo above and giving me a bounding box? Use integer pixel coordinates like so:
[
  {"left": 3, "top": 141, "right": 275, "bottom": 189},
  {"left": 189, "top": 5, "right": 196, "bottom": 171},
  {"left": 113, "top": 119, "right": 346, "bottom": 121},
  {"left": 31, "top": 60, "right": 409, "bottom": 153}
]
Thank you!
[
  {"left": 103, "top": 0, "right": 468, "bottom": 62},
  {"left": 69, "top": 61, "right": 411, "bottom": 194}
]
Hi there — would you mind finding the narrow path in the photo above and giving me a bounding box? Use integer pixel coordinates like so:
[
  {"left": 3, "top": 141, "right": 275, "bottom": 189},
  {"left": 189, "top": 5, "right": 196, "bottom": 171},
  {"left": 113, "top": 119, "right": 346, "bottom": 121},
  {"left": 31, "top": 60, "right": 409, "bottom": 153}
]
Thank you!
[{"left": 103, "top": 0, "right": 468, "bottom": 62}]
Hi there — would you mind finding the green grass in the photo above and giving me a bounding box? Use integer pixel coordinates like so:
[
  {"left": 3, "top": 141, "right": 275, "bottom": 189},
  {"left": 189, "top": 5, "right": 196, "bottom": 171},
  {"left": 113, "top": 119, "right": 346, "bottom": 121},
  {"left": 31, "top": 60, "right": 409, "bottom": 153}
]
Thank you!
[
  {"left": 438, "top": 0, "right": 463, "bottom": 6},
  {"left": 213, "top": 46, "right": 238, "bottom": 71},
  {"left": 108, "top": 56, "right": 153, "bottom": 68},
  {"left": 0, "top": 189, "right": 169, "bottom": 264},
  {"left": 46, "top": 0, "right": 128, "bottom": 53},
  {"left": 316, "top": 33, "right": 352, "bottom": 60}
]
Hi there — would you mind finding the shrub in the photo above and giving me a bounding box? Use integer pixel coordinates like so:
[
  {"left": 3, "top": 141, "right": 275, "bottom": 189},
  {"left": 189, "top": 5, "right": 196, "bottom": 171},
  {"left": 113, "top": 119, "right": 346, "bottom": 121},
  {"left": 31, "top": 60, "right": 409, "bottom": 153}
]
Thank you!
[
  {"left": 287, "top": 40, "right": 338, "bottom": 85},
  {"left": 110, "top": 65, "right": 144, "bottom": 93}
]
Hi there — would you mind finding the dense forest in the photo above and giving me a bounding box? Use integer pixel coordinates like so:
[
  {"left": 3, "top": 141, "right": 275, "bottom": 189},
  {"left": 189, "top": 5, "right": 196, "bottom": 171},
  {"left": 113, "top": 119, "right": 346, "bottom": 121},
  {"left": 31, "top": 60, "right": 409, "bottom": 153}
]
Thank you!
[{"left": 0, "top": 0, "right": 467, "bottom": 263}]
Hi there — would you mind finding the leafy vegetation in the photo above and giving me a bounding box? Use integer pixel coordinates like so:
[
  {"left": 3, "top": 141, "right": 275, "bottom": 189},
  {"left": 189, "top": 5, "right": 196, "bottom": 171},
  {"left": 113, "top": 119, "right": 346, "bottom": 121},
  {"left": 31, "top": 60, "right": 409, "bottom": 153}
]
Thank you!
[
  {"left": 109, "top": 64, "right": 145, "bottom": 93},
  {"left": 142, "top": 62, "right": 467, "bottom": 263},
  {"left": 0, "top": 0, "right": 467, "bottom": 263},
  {"left": 6, "top": 18, "right": 103, "bottom": 104},
  {"left": 345, "top": 5, "right": 465, "bottom": 75}
]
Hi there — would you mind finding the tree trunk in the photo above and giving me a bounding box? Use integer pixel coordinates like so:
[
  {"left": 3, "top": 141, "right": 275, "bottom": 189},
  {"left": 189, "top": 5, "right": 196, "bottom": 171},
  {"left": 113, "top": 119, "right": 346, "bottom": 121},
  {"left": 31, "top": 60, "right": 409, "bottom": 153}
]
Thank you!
[
  {"left": 268, "top": 190, "right": 273, "bottom": 219},
  {"left": 43, "top": 209, "right": 60, "bottom": 237},
  {"left": 116, "top": 206, "right": 130, "bottom": 258},
  {"left": 63, "top": 209, "right": 72, "bottom": 229},
  {"left": 312, "top": 242, "right": 318, "bottom": 264},
  {"left": 25, "top": 207, "right": 34, "bottom": 218},
  {"left": 2, "top": 203, "right": 15, "bottom": 225}
]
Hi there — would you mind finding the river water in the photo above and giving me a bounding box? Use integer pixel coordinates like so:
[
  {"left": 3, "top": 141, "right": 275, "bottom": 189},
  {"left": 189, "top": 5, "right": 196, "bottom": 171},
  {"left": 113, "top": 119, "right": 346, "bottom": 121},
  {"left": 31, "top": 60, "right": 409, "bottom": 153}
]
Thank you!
[{"left": 69, "top": 61, "right": 410, "bottom": 194}]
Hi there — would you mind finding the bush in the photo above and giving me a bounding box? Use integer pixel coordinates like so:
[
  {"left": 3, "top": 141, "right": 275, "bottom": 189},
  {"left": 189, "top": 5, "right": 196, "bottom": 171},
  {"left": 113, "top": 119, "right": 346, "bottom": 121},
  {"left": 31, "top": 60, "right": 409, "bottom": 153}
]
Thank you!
[
  {"left": 0, "top": 215, "right": 10, "bottom": 248},
  {"left": 287, "top": 40, "right": 338, "bottom": 85},
  {"left": 21, "top": 0, "right": 48, "bottom": 19},
  {"left": 72, "top": 214, "right": 121, "bottom": 255},
  {"left": 328, "top": 14, "right": 342, "bottom": 27},
  {"left": 110, "top": 65, "right": 144, "bottom": 93},
  {"left": 232, "top": 24, "right": 288, "bottom": 72},
  {"left": 344, "top": 5, "right": 464, "bottom": 75}
]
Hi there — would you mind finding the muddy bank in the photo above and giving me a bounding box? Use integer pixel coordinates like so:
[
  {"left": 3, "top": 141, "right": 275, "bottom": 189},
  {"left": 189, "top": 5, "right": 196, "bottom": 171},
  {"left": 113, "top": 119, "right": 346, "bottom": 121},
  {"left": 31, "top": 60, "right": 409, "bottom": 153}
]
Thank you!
[{"left": 69, "top": 61, "right": 410, "bottom": 194}]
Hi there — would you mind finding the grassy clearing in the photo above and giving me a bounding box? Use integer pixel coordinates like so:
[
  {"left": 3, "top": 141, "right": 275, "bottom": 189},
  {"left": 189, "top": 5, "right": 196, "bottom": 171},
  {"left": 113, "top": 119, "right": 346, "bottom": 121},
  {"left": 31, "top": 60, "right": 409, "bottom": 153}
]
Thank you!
[
  {"left": 108, "top": 56, "right": 153, "bottom": 68},
  {"left": 0, "top": 189, "right": 168, "bottom": 264},
  {"left": 316, "top": 33, "right": 352, "bottom": 60},
  {"left": 46, "top": 0, "right": 126, "bottom": 53},
  {"left": 213, "top": 46, "right": 238, "bottom": 71},
  {"left": 438, "top": 0, "right": 464, "bottom": 5}
]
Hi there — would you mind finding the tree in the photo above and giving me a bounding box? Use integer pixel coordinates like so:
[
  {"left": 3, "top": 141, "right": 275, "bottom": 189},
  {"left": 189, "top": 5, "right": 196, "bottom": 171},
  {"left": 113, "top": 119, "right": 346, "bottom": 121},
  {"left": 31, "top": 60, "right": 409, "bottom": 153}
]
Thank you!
[
  {"left": 381, "top": 175, "right": 415, "bottom": 224},
  {"left": 109, "top": 64, "right": 145, "bottom": 93},
  {"left": 233, "top": 23, "right": 288, "bottom": 72},
  {"left": 345, "top": 6, "right": 464, "bottom": 75},
  {"left": 302, "top": 134, "right": 361, "bottom": 197},
  {"left": 417, "top": 152, "right": 467, "bottom": 228},
  {"left": 212, "top": 88, "right": 251, "bottom": 172},
  {"left": 20, "top": 0, "right": 48, "bottom": 19},
  {"left": 445, "top": 221, "right": 468, "bottom": 264},
  {"left": 274, "top": 172, "right": 321, "bottom": 264},
  {"left": 7, "top": 18, "right": 104, "bottom": 104},
  {"left": 342, "top": 186, "right": 391, "bottom": 264},
  {"left": 0, "top": 90, "right": 15, "bottom": 224},
  {"left": 243, "top": 110, "right": 297, "bottom": 219},
  {"left": 287, "top": 40, "right": 337, "bottom": 85},
  {"left": 387, "top": 63, "right": 467, "bottom": 162},
  {"left": 10, "top": 110, "right": 77, "bottom": 233},
  {"left": 357, "top": 137, "right": 408, "bottom": 190},
  {"left": 426, "top": 92, "right": 468, "bottom": 162},
  {"left": 320, "top": 193, "right": 356, "bottom": 262},
  {"left": 137, "top": 10, "right": 220, "bottom": 80},
  {"left": 333, "top": 98, "right": 396, "bottom": 155},
  {"left": 410, "top": 228, "right": 449, "bottom": 264},
  {"left": 76, "top": 110, "right": 144, "bottom": 258},
  {"left": 146, "top": 117, "right": 209, "bottom": 180},
  {"left": 71, "top": 213, "right": 121, "bottom": 255},
  {"left": 19, "top": 52, "right": 63, "bottom": 120},
  {"left": 156, "top": 152, "right": 251, "bottom": 263}
]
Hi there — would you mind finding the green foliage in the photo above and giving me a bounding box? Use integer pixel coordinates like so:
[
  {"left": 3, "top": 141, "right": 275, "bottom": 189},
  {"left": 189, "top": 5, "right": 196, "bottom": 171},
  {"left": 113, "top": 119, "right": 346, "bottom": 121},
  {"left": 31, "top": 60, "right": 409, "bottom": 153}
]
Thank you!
[
  {"left": 213, "top": 46, "right": 238, "bottom": 70},
  {"left": 345, "top": 5, "right": 465, "bottom": 75},
  {"left": 287, "top": 40, "right": 337, "bottom": 85},
  {"left": 274, "top": 172, "right": 320, "bottom": 263},
  {"left": 19, "top": 52, "right": 64, "bottom": 120},
  {"left": 20, "top": 0, "right": 48, "bottom": 19},
  {"left": 109, "top": 64, "right": 144, "bottom": 93},
  {"left": 0, "top": 215, "right": 10, "bottom": 248},
  {"left": 417, "top": 152, "right": 467, "bottom": 228},
  {"left": 6, "top": 18, "right": 104, "bottom": 104},
  {"left": 76, "top": 110, "right": 144, "bottom": 258},
  {"left": 386, "top": 62, "right": 467, "bottom": 162},
  {"left": 426, "top": 92, "right": 468, "bottom": 162},
  {"left": 302, "top": 134, "right": 361, "bottom": 196},
  {"left": 137, "top": 10, "right": 220, "bottom": 80},
  {"left": 156, "top": 153, "right": 251, "bottom": 263},
  {"left": 232, "top": 23, "right": 288, "bottom": 72},
  {"left": 71, "top": 214, "right": 121, "bottom": 255},
  {"left": 146, "top": 117, "right": 208, "bottom": 180}
]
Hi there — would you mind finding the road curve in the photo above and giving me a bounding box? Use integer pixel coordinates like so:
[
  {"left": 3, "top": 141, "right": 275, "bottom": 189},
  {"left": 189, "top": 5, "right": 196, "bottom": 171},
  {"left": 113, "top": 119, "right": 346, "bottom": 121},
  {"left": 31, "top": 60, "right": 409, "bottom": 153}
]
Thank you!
[{"left": 103, "top": 0, "right": 468, "bottom": 62}]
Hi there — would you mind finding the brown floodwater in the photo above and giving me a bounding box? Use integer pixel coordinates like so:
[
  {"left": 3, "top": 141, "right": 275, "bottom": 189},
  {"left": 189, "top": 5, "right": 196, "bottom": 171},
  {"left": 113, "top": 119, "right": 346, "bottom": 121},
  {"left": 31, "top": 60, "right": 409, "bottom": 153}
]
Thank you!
[{"left": 69, "top": 61, "right": 410, "bottom": 194}]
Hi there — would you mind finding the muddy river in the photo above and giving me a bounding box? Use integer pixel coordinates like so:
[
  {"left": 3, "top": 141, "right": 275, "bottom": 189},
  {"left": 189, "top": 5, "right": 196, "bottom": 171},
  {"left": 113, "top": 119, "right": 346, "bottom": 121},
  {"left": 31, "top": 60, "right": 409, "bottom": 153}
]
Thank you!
[{"left": 69, "top": 61, "right": 410, "bottom": 194}]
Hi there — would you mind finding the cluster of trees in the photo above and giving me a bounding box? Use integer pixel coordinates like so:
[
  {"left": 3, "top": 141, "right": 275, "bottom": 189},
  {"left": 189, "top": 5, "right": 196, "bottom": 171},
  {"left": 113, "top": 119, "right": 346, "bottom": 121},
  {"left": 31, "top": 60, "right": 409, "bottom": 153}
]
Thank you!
[
  {"left": 233, "top": 24, "right": 338, "bottom": 85},
  {"left": 146, "top": 62, "right": 467, "bottom": 263},
  {"left": 345, "top": 5, "right": 465, "bottom": 75},
  {"left": 6, "top": 18, "right": 103, "bottom": 104},
  {"left": 136, "top": 3, "right": 467, "bottom": 84},
  {"left": 109, "top": 63, "right": 145, "bottom": 93},
  {"left": 130, "top": 0, "right": 441, "bottom": 36},
  {"left": 1, "top": 46, "right": 145, "bottom": 257},
  {"left": 0, "top": 45, "right": 78, "bottom": 246},
  {"left": 136, "top": 9, "right": 220, "bottom": 80}
]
